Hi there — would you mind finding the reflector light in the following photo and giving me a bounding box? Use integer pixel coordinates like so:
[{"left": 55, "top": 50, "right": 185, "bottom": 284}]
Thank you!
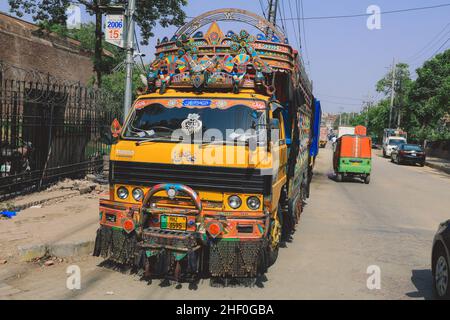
[
  {"left": 207, "top": 222, "right": 222, "bottom": 238},
  {"left": 123, "top": 219, "right": 135, "bottom": 233}
]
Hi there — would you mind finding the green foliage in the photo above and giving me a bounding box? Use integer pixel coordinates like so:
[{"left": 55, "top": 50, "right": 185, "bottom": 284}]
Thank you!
[
  {"left": 96, "top": 67, "right": 145, "bottom": 117},
  {"left": 349, "top": 100, "right": 390, "bottom": 143},
  {"left": 8, "top": 0, "right": 187, "bottom": 45},
  {"left": 406, "top": 50, "right": 450, "bottom": 141},
  {"left": 351, "top": 50, "right": 450, "bottom": 143},
  {"left": 376, "top": 62, "right": 412, "bottom": 129},
  {"left": 8, "top": 0, "right": 188, "bottom": 85},
  {"left": 8, "top": 0, "right": 70, "bottom": 25},
  {"left": 38, "top": 21, "right": 126, "bottom": 75}
]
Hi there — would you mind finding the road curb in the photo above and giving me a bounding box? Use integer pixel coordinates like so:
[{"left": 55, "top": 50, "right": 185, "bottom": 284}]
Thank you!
[
  {"left": 8, "top": 191, "right": 80, "bottom": 212},
  {"left": 49, "top": 240, "right": 95, "bottom": 258},
  {"left": 17, "top": 240, "right": 95, "bottom": 261},
  {"left": 17, "top": 244, "right": 47, "bottom": 262},
  {"left": 425, "top": 161, "right": 450, "bottom": 175}
]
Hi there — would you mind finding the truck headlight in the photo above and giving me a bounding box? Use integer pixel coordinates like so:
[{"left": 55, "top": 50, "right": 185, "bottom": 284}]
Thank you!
[
  {"left": 117, "top": 186, "right": 129, "bottom": 199},
  {"left": 247, "top": 196, "right": 261, "bottom": 210},
  {"left": 228, "top": 195, "right": 242, "bottom": 209},
  {"left": 132, "top": 188, "right": 144, "bottom": 201}
]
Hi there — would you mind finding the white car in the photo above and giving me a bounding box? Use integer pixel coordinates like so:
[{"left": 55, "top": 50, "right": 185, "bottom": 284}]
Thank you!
[{"left": 383, "top": 137, "right": 407, "bottom": 157}]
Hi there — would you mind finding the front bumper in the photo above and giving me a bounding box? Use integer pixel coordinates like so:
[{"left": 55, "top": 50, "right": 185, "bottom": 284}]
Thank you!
[
  {"left": 399, "top": 155, "right": 425, "bottom": 163},
  {"left": 94, "top": 184, "right": 269, "bottom": 279}
]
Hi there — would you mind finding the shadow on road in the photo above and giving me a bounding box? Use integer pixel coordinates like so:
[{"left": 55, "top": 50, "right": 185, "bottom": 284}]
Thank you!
[
  {"left": 327, "top": 173, "right": 365, "bottom": 184},
  {"left": 405, "top": 269, "right": 434, "bottom": 300}
]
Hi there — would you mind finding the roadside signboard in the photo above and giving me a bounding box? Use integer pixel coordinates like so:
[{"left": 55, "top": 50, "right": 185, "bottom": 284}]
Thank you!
[{"left": 105, "top": 14, "right": 125, "bottom": 48}]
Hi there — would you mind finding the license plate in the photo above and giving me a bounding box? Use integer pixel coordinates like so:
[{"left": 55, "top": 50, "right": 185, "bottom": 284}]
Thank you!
[
  {"left": 351, "top": 162, "right": 360, "bottom": 166},
  {"left": 411, "top": 153, "right": 416, "bottom": 156},
  {"left": 160, "top": 215, "right": 187, "bottom": 231}
]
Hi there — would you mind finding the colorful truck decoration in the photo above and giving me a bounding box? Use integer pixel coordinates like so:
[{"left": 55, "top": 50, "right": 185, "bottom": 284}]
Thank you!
[{"left": 93, "top": 8, "right": 319, "bottom": 284}]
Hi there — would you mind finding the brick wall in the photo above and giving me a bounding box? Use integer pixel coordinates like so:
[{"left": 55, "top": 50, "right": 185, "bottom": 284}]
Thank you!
[{"left": 0, "top": 12, "right": 94, "bottom": 84}]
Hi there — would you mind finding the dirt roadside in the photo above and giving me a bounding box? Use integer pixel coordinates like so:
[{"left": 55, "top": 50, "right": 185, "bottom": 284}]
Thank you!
[{"left": 0, "top": 179, "right": 107, "bottom": 264}]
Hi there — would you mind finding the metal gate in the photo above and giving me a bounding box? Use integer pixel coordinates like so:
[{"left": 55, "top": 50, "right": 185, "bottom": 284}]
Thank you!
[{"left": 0, "top": 62, "right": 120, "bottom": 201}]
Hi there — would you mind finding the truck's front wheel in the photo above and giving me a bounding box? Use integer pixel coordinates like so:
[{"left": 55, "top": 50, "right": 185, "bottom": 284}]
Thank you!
[{"left": 267, "top": 205, "right": 283, "bottom": 267}]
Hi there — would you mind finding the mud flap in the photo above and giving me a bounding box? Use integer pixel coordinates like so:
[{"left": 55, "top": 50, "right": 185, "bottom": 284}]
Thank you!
[
  {"left": 136, "top": 247, "right": 200, "bottom": 282},
  {"left": 208, "top": 239, "right": 266, "bottom": 278},
  {"left": 93, "top": 226, "right": 137, "bottom": 265}
]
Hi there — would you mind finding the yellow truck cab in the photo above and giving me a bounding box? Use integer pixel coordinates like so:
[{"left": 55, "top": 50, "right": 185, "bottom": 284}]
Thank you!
[{"left": 93, "top": 9, "right": 316, "bottom": 284}]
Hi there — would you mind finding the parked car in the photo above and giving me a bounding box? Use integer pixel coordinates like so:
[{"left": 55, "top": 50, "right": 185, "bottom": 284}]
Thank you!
[
  {"left": 432, "top": 220, "right": 450, "bottom": 299},
  {"left": 383, "top": 136, "right": 407, "bottom": 157},
  {"left": 390, "top": 144, "right": 426, "bottom": 166}
]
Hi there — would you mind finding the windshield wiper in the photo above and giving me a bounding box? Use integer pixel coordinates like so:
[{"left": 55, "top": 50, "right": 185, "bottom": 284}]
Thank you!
[
  {"left": 135, "top": 135, "right": 179, "bottom": 146},
  {"left": 199, "top": 140, "right": 227, "bottom": 147}
]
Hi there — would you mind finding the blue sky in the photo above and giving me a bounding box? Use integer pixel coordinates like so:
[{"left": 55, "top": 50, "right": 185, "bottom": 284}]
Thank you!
[{"left": 1, "top": 0, "right": 449, "bottom": 113}]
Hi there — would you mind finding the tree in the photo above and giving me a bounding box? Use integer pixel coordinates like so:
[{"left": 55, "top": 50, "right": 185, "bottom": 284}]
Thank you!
[
  {"left": 406, "top": 49, "right": 450, "bottom": 142},
  {"left": 8, "top": 0, "right": 188, "bottom": 87},
  {"left": 98, "top": 67, "right": 143, "bottom": 117},
  {"left": 350, "top": 51, "right": 450, "bottom": 143},
  {"left": 39, "top": 21, "right": 126, "bottom": 76},
  {"left": 376, "top": 62, "right": 412, "bottom": 128},
  {"left": 349, "top": 100, "right": 390, "bottom": 143}
]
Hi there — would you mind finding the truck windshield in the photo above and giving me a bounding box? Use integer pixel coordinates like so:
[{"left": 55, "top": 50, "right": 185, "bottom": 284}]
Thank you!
[
  {"left": 389, "top": 139, "right": 405, "bottom": 146},
  {"left": 123, "top": 103, "right": 267, "bottom": 143}
]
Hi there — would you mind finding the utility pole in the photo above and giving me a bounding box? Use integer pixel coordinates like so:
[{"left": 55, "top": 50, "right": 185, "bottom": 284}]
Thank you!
[
  {"left": 123, "top": 0, "right": 136, "bottom": 120},
  {"left": 266, "top": 0, "right": 279, "bottom": 38},
  {"left": 388, "top": 58, "right": 396, "bottom": 129},
  {"left": 397, "top": 77, "right": 402, "bottom": 128},
  {"left": 364, "top": 92, "right": 373, "bottom": 128}
]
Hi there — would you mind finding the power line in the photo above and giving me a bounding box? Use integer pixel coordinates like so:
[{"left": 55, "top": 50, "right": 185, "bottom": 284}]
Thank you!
[
  {"left": 134, "top": 28, "right": 146, "bottom": 71},
  {"left": 316, "top": 93, "right": 365, "bottom": 102},
  {"left": 431, "top": 37, "right": 450, "bottom": 57},
  {"left": 320, "top": 99, "right": 364, "bottom": 107},
  {"left": 278, "top": 3, "right": 450, "bottom": 21},
  {"left": 295, "top": 0, "right": 302, "bottom": 47},
  {"left": 299, "top": 0, "right": 311, "bottom": 72},
  {"left": 406, "top": 23, "right": 450, "bottom": 63},
  {"left": 286, "top": 0, "right": 300, "bottom": 50},
  {"left": 410, "top": 35, "right": 450, "bottom": 69},
  {"left": 277, "top": 0, "right": 287, "bottom": 33},
  {"left": 258, "top": 0, "right": 267, "bottom": 19}
]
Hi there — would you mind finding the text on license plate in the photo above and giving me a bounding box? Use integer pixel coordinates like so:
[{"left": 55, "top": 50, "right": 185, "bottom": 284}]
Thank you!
[{"left": 160, "top": 215, "right": 187, "bottom": 230}]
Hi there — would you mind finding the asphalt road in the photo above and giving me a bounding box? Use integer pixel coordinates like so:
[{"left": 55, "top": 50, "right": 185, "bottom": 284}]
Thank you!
[{"left": 3, "top": 145, "right": 450, "bottom": 299}]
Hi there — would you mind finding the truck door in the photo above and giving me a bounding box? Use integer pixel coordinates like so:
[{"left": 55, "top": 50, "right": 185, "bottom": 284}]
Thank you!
[{"left": 270, "top": 103, "right": 288, "bottom": 211}]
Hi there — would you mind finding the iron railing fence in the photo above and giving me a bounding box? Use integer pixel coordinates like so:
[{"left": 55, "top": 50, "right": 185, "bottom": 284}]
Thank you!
[{"left": 0, "top": 62, "right": 120, "bottom": 201}]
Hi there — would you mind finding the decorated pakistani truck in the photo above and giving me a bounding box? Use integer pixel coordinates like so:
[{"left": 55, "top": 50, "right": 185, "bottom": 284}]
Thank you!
[{"left": 93, "top": 8, "right": 318, "bottom": 284}]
